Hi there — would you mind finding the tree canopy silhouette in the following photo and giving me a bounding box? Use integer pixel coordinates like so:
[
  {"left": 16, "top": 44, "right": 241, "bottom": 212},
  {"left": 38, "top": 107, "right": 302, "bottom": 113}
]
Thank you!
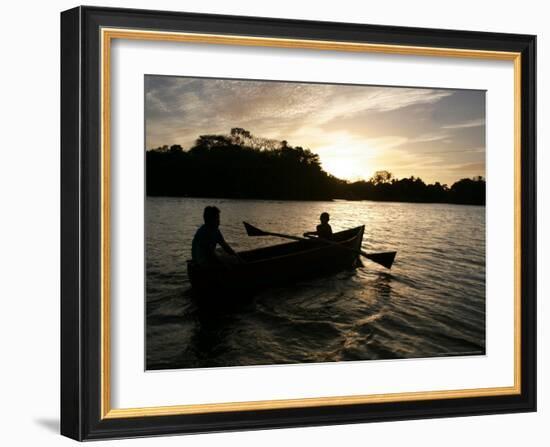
[{"left": 146, "top": 128, "right": 485, "bottom": 205}]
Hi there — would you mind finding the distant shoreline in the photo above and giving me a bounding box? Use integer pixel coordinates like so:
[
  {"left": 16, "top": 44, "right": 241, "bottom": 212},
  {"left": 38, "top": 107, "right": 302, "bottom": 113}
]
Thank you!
[
  {"left": 146, "top": 129, "right": 486, "bottom": 206},
  {"left": 146, "top": 194, "right": 486, "bottom": 207}
]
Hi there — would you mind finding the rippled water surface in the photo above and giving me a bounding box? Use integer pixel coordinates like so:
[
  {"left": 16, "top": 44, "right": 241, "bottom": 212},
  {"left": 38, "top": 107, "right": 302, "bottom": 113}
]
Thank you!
[{"left": 146, "top": 197, "right": 485, "bottom": 370}]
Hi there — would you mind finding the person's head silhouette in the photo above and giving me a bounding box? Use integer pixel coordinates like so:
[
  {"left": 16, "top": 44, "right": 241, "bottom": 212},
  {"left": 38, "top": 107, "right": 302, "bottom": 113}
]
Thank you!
[
  {"left": 320, "top": 212, "right": 330, "bottom": 224},
  {"left": 203, "top": 206, "right": 221, "bottom": 228}
]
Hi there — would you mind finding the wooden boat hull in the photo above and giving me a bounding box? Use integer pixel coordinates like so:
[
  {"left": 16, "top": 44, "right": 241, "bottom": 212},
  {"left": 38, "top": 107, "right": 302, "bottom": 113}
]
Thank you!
[{"left": 187, "top": 226, "right": 365, "bottom": 299}]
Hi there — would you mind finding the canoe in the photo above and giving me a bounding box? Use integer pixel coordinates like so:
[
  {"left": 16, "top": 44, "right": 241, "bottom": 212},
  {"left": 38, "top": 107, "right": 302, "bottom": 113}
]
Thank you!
[{"left": 187, "top": 225, "right": 365, "bottom": 298}]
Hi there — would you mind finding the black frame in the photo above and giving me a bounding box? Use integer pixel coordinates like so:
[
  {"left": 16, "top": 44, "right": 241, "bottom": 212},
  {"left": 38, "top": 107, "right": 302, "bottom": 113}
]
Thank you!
[{"left": 61, "top": 5, "right": 536, "bottom": 441}]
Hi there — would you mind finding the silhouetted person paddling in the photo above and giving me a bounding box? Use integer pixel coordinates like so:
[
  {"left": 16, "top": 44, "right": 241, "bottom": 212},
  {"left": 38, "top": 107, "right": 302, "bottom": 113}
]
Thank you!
[
  {"left": 304, "top": 212, "right": 333, "bottom": 240},
  {"left": 192, "top": 206, "right": 238, "bottom": 267}
]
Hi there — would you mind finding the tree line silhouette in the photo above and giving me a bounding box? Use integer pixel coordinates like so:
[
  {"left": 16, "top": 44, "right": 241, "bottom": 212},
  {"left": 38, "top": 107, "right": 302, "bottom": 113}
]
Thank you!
[{"left": 146, "top": 128, "right": 485, "bottom": 205}]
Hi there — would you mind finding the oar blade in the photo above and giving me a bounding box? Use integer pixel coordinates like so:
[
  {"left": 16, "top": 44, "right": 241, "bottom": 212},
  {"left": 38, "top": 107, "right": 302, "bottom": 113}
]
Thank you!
[
  {"left": 365, "top": 251, "right": 397, "bottom": 269},
  {"left": 243, "top": 221, "right": 268, "bottom": 237}
]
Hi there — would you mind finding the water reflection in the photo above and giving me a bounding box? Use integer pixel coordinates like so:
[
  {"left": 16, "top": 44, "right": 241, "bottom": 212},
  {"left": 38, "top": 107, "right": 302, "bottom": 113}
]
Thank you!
[{"left": 146, "top": 197, "right": 485, "bottom": 370}]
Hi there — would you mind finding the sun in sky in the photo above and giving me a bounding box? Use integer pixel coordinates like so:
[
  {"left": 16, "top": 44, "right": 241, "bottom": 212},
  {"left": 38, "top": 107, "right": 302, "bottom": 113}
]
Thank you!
[
  {"left": 314, "top": 134, "right": 376, "bottom": 180},
  {"left": 145, "top": 76, "right": 486, "bottom": 185}
]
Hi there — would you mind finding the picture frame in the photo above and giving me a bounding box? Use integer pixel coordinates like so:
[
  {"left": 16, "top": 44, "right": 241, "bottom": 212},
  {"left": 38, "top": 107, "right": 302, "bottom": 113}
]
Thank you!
[{"left": 60, "top": 5, "right": 536, "bottom": 441}]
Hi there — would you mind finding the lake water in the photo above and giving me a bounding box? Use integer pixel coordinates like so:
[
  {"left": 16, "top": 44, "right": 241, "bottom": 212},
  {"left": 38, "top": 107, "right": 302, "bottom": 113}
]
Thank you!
[{"left": 146, "top": 197, "right": 485, "bottom": 370}]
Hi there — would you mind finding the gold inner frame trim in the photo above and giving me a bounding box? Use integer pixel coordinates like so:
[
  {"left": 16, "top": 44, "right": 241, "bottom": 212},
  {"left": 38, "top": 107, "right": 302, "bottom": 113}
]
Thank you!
[{"left": 100, "top": 27, "right": 522, "bottom": 419}]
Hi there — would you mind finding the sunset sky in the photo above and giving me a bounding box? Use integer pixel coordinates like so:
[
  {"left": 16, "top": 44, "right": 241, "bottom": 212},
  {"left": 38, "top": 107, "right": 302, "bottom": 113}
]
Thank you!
[{"left": 145, "top": 75, "right": 485, "bottom": 186}]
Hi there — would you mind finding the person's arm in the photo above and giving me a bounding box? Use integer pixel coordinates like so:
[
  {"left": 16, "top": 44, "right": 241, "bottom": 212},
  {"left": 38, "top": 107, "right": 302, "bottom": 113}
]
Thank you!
[
  {"left": 304, "top": 224, "right": 325, "bottom": 237},
  {"left": 219, "top": 239, "right": 236, "bottom": 256},
  {"left": 218, "top": 232, "right": 245, "bottom": 263},
  {"left": 217, "top": 230, "right": 237, "bottom": 256}
]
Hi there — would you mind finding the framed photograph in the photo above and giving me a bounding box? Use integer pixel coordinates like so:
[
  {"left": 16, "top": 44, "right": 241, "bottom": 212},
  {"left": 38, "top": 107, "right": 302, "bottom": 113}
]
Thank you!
[{"left": 60, "top": 6, "right": 536, "bottom": 441}]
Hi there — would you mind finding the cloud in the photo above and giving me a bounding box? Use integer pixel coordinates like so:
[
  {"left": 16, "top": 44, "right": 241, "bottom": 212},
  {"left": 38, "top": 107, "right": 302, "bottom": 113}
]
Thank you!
[
  {"left": 145, "top": 77, "right": 453, "bottom": 147},
  {"left": 447, "top": 162, "right": 486, "bottom": 172},
  {"left": 441, "top": 118, "right": 485, "bottom": 129},
  {"left": 144, "top": 75, "right": 485, "bottom": 184}
]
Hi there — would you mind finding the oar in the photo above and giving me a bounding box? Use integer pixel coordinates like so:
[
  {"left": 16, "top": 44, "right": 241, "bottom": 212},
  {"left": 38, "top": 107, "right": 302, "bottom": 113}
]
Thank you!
[{"left": 243, "top": 222, "right": 396, "bottom": 269}]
